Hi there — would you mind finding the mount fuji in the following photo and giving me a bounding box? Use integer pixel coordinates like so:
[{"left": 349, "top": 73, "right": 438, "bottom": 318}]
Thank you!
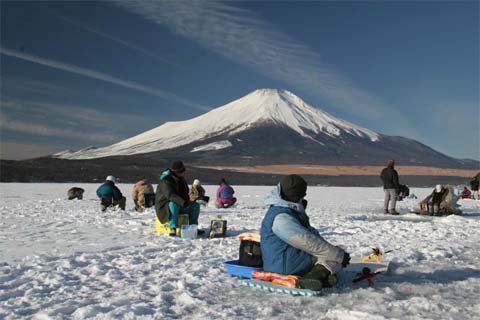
[{"left": 54, "top": 89, "right": 472, "bottom": 168}]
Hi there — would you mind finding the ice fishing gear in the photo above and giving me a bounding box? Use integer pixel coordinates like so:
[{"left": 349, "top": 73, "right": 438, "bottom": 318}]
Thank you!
[
  {"left": 208, "top": 215, "right": 227, "bottom": 239},
  {"left": 352, "top": 267, "right": 382, "bottom": 286},
  {"left": 361, "top": 247, "right": 392, "bottom": 263},
  {"left": 236, "top": 231, "right": 263, "bottom": 267}
]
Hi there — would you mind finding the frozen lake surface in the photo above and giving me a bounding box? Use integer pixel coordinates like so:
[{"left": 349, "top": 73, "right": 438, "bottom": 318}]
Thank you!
[{"left": 0, "top": 183, "right": 479, "bottom": 319}]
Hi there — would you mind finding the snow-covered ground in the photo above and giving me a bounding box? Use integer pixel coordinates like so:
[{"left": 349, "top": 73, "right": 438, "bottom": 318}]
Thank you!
[{"left": 1, "top": 183, "right": 479, "bottom": 319}]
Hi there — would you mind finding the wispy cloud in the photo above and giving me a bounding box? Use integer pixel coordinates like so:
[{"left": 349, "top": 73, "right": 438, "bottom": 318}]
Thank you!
[
  {"left": 0, "top": 112, "right": 122, "bottom": 142},
  {"left": 114, "top": 1, "right": 393, "bottom": 118},
  {"left": 57, "top": 14, "right": 181, "bottom": 68},
  {"left": 0, "top": 98, "right": 160, "bottom": 144},
  {"left": 0, "top": 47, "right": 208, "bottom": 111},
  {"left": 1, "top": 98, "right": 149, "bottom": 129}
]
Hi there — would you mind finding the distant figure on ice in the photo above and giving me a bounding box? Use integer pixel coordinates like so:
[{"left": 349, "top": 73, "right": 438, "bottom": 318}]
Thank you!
[
  {"left": 428, "top": 184, "right": 447, "bottom": 215},
  {"left": 189, "top": 179, "right": 210, "bottom": 204},
  {"left": 261, "top": 174, "right": 350, "bottom": 291},
  {"left": 96, "top": 176, "right": 126, "bottom": 212},
  {"left": 459, "top": 186, "right": 472, "bottom": 199},
  {"left": 380, "top": 159, "right": 400, "bottom": 214},
  {"left": 155, "top": 161, "right": 203, "bottom": 237},
  {"left": 132, "top": 178, "right": 155, "bottom": 212},
  {"left": 216, "top": 178, "right": 237, "bottom": 208},
  {"left": 416, "top": 184, "right": 462, "bottom": 216},
  {"left": 67, "top": 187, "right": 84, "bottom": 200},
  {"left": 469, "top": 174, "right": 479, "bottom": 200}
]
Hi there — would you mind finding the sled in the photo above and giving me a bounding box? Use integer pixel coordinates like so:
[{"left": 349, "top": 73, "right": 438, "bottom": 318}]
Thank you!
[
  {"left": 237, "top": 258, "right": 390, "bottom": 296},
  {"left": 155, "top": 214, "right": 189, "bottom": 235},
  {"left": 242, "top": 279, "right": 323, "bottom": 296}
]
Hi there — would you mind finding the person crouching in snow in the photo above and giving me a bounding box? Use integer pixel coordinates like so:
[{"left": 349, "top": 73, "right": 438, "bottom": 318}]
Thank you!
[
  {"left": 428, "top": 184, "right": 448, "bottom": 215},
  {"left": 67, "top": 187, "right": 84, "bottom": 200},
  {"left": 155, "top": 161, "right": 204, "bottom": 237},
  {"left": 96, "top": 176, "right": 126, "bottom": 212},
  {"left": 189, "top": 179, "right": 210, "bottom": 204},
  {"left": 261, "top": 174, "right": 350, "bottom": 291},
  {"left": 216, "top": 178, "right": 237, "bottom": 208},
  {"left": 459, "top": 186, "right": 471, "bottom": 199},
  {"left": 132, "top": 178, "right": 155, "bottom": 212}
]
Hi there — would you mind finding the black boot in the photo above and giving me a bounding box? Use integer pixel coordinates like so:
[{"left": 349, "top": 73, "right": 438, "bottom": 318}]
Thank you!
[
  {"left": 297, "top": 264, "right": 335, "bottom": 291},
  {"left": 297, "top": 277, "right": 323, "bottom": 291}
]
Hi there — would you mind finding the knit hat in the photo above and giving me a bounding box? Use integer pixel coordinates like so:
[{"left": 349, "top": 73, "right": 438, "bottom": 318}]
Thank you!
[
  {"left": 280, "top": 174, "right": 307, "bottom": 203},
  {"left": 106, "top": 175, "right": 116, "bottom": 183},
  {"left": 193, "top": 179, "right": 201, "bottom": 186},
  {"left": 171, "top": 160, "right": 186, "bottom": 173}
]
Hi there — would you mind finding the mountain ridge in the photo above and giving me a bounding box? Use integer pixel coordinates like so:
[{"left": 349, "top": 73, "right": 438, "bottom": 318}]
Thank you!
[
  {"left": 54, "top": 88, "right": 380, "bottom": 159},
  {"left": 50, "top": 88, "right": 478, "bottom": 171}
]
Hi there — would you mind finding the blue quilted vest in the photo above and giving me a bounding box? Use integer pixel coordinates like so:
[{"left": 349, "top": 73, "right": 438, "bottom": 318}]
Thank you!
[{"left": 260, "top": 205, "right": 314, "bottom": 275}]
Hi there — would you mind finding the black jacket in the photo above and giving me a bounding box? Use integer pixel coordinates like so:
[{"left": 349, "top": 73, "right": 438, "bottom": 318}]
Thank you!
[
  {"left": 380, "top": 166, "right": 400, "bottom": 190},
  {"left": 470, "top": 178, "right": 479, "bottom": 191},
  {"left": 431, "top": 188, "right": 447, "bottom": 204},
  {"left": 155, "top": 169, "right": 190, "bottom": 223}
]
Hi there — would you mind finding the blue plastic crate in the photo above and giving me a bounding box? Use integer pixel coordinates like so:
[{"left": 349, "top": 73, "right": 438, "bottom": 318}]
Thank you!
[{"left": 224, "top": 260, "right": 263, "bottom": 279}]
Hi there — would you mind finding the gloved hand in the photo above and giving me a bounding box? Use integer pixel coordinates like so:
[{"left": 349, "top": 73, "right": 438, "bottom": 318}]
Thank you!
[
  {"left": 301, "top": 199, "right": 308, "bottom": 209},
  {"left": 341, "top": 252, "right": 351, "bottom": 268}
]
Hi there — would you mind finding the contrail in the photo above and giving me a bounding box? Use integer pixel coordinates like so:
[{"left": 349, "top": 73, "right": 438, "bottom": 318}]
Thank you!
[
  {"left": 58, "top": 14, "right": 182, "bottom": 68},
  {"left": 0, "top": 47, "right": 208, "bottom": 111}
]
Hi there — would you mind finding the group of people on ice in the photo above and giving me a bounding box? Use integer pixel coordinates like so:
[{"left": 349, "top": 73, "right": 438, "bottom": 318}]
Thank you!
[
  {"left": 68, "top": 158, "right": 477, "bottom": 292},
  {"left": 87, "top": 160, "right": 236, "bottom": 236},
  {"left": 457, "top": 174, "right": 480, "bottom": 200},
  {"left": 381, "top": 159, "right": 476, "bottom": 216},
  {"left": 256, "top": 161, "right": 477, "bottom": 291}
]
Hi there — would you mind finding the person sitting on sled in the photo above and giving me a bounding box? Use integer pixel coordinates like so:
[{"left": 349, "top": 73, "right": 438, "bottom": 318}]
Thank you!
[
  {"left": 155, "top": 161, "right": 204, "bottom": 237},
  {"left": 96, "top": 175, "right": 126, "bottom": 212},
  {"left": 189, "top": 179, "right": 210, "bottom": 204},
  {"left": 216, "top": 178, "right": 237, "bottom": 208},
  {"left": 132, "top": 178, "right": 155, "bottom": 212},
  {"left": 261, "top": 174, "right": 351, "bottom": 291}
]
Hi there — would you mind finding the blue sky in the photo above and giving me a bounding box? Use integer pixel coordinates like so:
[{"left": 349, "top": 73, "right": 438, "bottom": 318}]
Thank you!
[{"left": 1, "top": 1, "right": 478, "bottom": 161}]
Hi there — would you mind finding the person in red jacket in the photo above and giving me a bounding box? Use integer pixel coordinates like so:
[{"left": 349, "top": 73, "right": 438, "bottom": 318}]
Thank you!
[{"left": 216, "top": 178, "right": 237, "bottom": 208}]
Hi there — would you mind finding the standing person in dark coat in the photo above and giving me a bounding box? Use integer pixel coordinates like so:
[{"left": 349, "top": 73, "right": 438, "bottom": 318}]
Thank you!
[
  {"left": 155, "top": 161, "right": 203, "bottom": 236},
  {"left": 470, "top": 173, "right": 479, "bottom": 200},
  {"left": 96, "top": 176, "right": 126, "bottom": 212},
  {"left": 380, "top": 159, "right": 400, "bottom": 214}
]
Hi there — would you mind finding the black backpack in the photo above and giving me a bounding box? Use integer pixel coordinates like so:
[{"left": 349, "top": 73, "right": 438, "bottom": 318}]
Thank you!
[{"left": 238, "top": 240, "right": 263, "bottom": 267}]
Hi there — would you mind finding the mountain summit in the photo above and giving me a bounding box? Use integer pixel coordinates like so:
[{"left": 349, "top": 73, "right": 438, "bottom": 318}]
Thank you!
[
  {"left": 56, "top": 89, "right": 379, "bottom": 159},
  {"left": 55, "top": 89, "right": 472, "bottom": 168}
]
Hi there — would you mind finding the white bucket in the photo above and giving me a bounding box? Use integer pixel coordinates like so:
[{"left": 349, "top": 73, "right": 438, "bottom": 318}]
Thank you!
[{"left": 181, "top": 224, "right": 198, "bottom": 239}]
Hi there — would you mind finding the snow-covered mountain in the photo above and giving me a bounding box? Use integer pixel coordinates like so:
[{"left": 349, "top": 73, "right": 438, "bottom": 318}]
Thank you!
[
  {"left": 55, "top": 89, "right": 379, "bottom": 159},
  {"left": 54, "top": 89, "right": 473, "bottom": 168}
]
